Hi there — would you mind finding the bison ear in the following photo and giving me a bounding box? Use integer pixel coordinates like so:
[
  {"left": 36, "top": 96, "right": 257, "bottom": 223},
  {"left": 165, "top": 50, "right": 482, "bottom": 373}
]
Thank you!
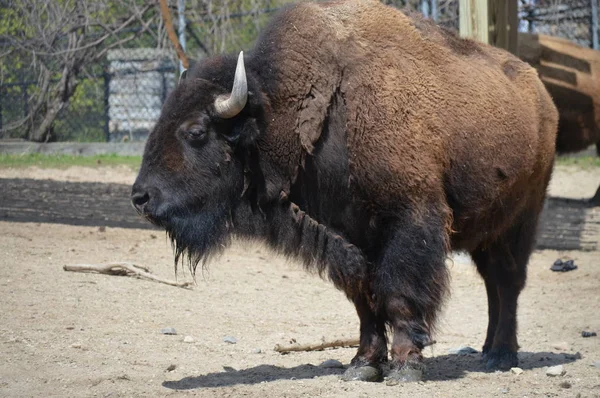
[{"left": 226, "top": 117, "right": 260, "bottom": 147}]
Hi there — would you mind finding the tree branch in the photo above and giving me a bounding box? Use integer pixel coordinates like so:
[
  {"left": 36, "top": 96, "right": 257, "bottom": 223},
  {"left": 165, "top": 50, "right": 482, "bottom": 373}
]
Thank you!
[
  {"left": 63, "top": 262, "right": 194, "bottom": 289},
  {"left": 158, "top": 0, "right": 189, "bottom": 69}
]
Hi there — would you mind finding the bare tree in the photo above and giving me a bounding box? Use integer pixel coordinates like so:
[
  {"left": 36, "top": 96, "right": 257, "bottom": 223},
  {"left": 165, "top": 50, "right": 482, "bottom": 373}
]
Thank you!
[{"left": 0, "top": 0, "right": 159, "bottom": 142}]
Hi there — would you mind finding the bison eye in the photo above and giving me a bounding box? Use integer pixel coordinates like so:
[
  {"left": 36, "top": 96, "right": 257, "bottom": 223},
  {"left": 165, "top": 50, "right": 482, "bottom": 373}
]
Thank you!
[{"left": 184, "top": 128, "right": 207, "bottom": 143}]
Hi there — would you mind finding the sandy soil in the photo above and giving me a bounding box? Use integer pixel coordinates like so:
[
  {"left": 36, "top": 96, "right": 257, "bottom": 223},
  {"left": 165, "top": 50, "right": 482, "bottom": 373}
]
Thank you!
[{"left": 0, "top": 164, "right": 599, "bottom": 397}]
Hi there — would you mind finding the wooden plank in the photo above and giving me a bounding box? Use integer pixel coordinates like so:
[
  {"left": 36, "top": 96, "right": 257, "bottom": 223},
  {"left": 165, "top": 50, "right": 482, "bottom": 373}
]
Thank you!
[
  {"left": 459, "top": 0, "right": 489, "bottom": 43},
  {"left": 489, "top": 0, "right": 519, "bottom": 54},
  {"left": 461, "top": 0, "right": 519, "bottom": 54}
]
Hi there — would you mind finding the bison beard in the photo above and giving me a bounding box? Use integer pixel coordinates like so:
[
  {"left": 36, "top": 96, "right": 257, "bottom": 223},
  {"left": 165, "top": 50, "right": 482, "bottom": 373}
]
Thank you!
[
  {"left": 132, "top": 0, "right": 558, "bottom": 384},
  {"left": 163, "top": 204, "right": 232, "bottom": 274}
]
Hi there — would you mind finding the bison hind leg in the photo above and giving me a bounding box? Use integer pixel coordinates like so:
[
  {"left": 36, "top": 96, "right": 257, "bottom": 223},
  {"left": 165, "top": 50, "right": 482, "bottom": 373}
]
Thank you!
[{"left": 471, "top": 210, "right": 539, "bottom": 371}]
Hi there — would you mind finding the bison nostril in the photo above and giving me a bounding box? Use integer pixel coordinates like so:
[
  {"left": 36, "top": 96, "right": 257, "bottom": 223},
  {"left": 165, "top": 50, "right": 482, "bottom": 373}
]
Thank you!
[{"left": 132, "top": 192, "right": 150, "bottom": 212}]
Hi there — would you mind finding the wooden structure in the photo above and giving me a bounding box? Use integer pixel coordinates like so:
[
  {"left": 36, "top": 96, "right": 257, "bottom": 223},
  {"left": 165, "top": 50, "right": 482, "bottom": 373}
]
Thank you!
[{"left": 459, "top": 0, "right": 519, "bottom": 54}]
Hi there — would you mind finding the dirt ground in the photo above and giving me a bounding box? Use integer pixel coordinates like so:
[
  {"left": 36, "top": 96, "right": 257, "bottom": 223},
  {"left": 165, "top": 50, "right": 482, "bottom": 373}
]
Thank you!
[{"left": 0, "top": 163, "right": 599, "bottom": 397}]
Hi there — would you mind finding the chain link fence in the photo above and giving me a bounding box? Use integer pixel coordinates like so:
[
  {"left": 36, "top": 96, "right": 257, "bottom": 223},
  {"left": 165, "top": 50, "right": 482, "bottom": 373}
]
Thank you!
[{"left": 0, "top": 0, "right": 598, "bottom": 143}]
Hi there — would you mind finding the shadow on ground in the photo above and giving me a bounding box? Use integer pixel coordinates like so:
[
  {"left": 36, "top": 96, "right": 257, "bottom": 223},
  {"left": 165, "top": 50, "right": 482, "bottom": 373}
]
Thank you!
[
  {"left": 162, "top": 351, "right": 580, "bottom": 389},
  {"left": 1, "top": 178, "right": 596, "bottom": 251},
  {"left": 0, "top": 178, "right": 153, "bottom": 229}
]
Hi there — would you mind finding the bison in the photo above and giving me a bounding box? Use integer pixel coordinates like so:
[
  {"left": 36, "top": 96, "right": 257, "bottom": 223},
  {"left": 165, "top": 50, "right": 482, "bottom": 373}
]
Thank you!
[
  {"left": 519, "top": 32, "right": 600, "bottom": 203},
  {"left": 132, "top": 0, "right": 557, "bottom": 382}
]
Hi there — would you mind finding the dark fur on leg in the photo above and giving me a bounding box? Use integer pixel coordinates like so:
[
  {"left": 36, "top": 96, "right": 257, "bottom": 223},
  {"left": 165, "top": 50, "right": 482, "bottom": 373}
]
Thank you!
[
  {"left": 342, "top": 294, "right": 388, "bottom": 382},
  {"left": 472, "top": 209, "right": 539, "bottom": 371},
  {"left": 372, "top": 207, "right": 451, "bottom": 381},
  {"left": 233, "top": 197, "right": 369, "bottom": 298},
  {"left": 485, "top": 346, "right": 519, "bottom": 370}
]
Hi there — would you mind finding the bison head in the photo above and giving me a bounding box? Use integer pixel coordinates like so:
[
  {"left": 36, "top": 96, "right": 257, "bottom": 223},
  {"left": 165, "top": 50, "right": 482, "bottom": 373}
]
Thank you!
[{"left": 131, "top": 52, "right": 265, "bottom": 270}]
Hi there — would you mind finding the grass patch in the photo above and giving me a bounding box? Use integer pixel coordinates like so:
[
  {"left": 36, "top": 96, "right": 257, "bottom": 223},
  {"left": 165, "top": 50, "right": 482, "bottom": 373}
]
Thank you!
[
  {"left": 555, "top": 155, "right": 600, "bottom": 169},
  {"left": 0, "top": 153, "right": 142, "bottom": 170}
]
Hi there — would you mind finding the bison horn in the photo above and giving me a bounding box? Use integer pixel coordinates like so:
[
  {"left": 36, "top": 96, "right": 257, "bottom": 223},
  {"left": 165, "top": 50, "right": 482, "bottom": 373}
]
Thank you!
[{"left": 214, "top": 51, "right": 248, "bottom": 118}]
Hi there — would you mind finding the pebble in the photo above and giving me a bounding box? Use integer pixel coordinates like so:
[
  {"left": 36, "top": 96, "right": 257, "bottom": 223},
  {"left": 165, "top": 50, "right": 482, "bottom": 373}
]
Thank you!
[
  {"left": 183, "top": 336, "right": 194, "bottom": 343},
  {"left": 251, "top": 348, "right": 262, "bottom": 354},
  {"left": 166, "top": 364, "right": 176, "bottom": 372},
  {"left": 551, "top": 342, "right": 570, "bottom": 351},
  {"left": 70, "top": 343, "right": 82, "bottom": 349},
  {"left": 223, "top": 336, "right": 237, "bottom": 344},
  {"left": 560, "top": 381, "right": 572, "bottom": 389},
  {"left": 510, "top": 367, "right": 523, "bottom": 375},
  {"left": 582, "top": 331, "right": 597, "bottom": 338},
  {"left": 593, "top": 360, "right": 600, "bottom": 369},
  {"left": 160, "top": 327, "right": 177, "bottom": 335},
  {"left": 546, "top": 365, "right": 566, "bottom": 377},
  {"left": 448, "top": 346, "right": 478, "bottom": 355},
  {"left": 319, "top": 359, "right": 344, "bottom": 369}
]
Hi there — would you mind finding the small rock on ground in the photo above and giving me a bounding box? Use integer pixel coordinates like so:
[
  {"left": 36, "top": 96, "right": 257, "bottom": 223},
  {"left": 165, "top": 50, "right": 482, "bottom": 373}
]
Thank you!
[
  {"left": 550, "top": 259, "right": 577, "bottom": 272},
  {"left": 546, "top": 365, "right": 566, "bottom": 377},
  {"left": 560, "top": 381, "right": 572, "bottom": 389},
  {"left": 251, "top": 348, "right": 261, "bottom": 354},
  {"left": 160, "top": 327, "right": 177, "bottom": 335},
  {"left": 551, "top": 342, "right": 570, "bottom": 351},
  {"left": 448, "top": 346, "right": 478, "bottom": 355},
  {"left": 319, "top": 359, "right": 344, "bottom": 369},
  {"left": 510, "top": 367, "right": 523, "bottom": 375},
  {"left": 223, "top": 336, "right": 237, "bottom": 344},
  {"left": 593, "top": 360, "right": 600, "bottom": 369},
  {"left": 183, "top": 336, "right": 194, "bottom": 343},
  {"left": 582, "top": 331, "right": 597, "bottom": 338}
]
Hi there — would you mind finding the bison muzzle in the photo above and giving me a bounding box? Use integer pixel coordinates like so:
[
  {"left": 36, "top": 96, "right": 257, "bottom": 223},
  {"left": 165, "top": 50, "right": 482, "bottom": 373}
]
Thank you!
[{"left": 132, "top": 0, "right": 558, "bottom": 383}]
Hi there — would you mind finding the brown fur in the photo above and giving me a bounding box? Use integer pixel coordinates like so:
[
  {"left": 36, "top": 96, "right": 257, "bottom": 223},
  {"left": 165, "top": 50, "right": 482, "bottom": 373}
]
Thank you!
[
  {"left": 133, "top": 0, "right": 558, "bottom": 378},
  {"left": 263, "top": 4, "right": 556, "bottom": 251}
]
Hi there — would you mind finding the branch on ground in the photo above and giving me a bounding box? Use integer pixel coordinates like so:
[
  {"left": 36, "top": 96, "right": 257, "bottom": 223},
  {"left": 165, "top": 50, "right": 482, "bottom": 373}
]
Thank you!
[
  {"left": 63, "top": 262, "right": 193, "bottom": 289},
  {"left": 274, "top": 337, "right": 437, "bottom": 353},
  {"left": 274, "top": 338, "right": 360, "bottom": 353}
]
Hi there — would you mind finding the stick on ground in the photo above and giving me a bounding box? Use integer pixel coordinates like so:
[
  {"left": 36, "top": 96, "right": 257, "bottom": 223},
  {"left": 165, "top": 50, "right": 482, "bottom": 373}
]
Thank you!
[
  {"left": 63, "top": 262, "right": 193, "bottom": 289},
  {"left": 274, "top": 338, "right": 360, "bottom": 353},
  {"left": 274, "top": 338, "right": 437, "bottom": 353}
]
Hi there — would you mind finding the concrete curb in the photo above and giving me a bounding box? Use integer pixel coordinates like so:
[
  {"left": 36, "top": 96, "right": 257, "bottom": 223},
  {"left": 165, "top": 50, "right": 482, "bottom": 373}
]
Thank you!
[{"left": 0, "top": 142, "right": 145, "bottom": 156}]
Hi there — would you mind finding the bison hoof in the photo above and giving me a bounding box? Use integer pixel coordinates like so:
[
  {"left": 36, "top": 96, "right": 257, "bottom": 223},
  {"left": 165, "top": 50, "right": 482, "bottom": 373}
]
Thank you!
[
  {"left": 341, "top": 365, "right": 382, "bottom": 382},
  {"left": 485, "top": 349, "right": 518, "bottom": 371},
  {"left": 386, "top": 362, "right": 425, "bottom": 384}
]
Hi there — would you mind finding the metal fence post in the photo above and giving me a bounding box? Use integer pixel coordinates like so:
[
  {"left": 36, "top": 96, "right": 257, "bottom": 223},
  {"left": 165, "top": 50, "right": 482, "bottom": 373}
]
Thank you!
[
  {"left": 0, "top": 86, "right": 3, "bottom": 132},
  {"left": 421, "top": 0, "right": 430, "bottom": 18},
  {"left": 592, "top": 0, "right": 599, "bottom": 50},
  {"left": 161, "top": 70, "right": 167, "bottom": 105},
  {"left": 178, "top": 0, "right": 186, "bottom": 74},
  {"left": 103, "top": 69, "right": 111, "bottom": 142},
  {"left": 431, "top": 0, "right": 438, "bottom": 22}
]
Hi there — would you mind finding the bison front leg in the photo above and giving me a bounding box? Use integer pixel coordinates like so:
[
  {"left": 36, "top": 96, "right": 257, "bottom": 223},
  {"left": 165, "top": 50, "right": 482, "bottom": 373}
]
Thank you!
[
  {"left": 374, "top": 213, "right": 450, "bottom": 382},
  {"left": 342, "top": 294, "right": 388, "bottom": 382}
]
